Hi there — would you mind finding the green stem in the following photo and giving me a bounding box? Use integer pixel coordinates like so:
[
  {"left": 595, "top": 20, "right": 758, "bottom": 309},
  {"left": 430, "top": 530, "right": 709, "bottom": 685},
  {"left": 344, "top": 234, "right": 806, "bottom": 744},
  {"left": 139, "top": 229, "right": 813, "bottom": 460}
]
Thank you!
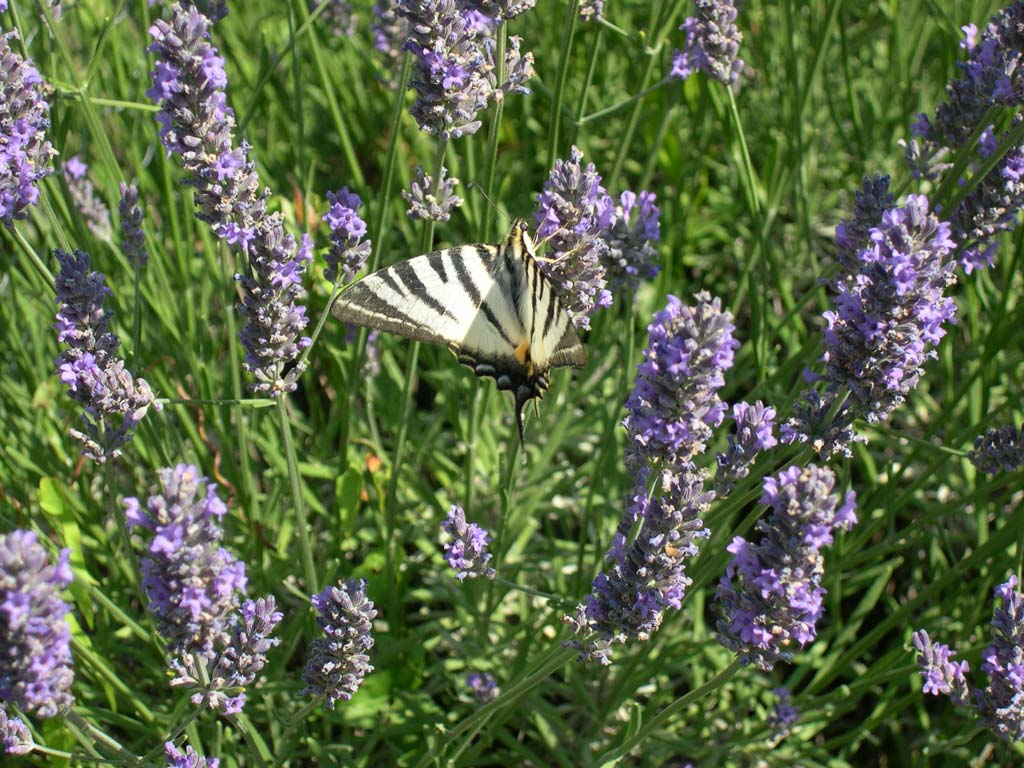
[
  {"left": 547, "top": 0, "right": 580, "bottom": 169},
  {"left": 278, "top": 398, "right": 318, "bottom": 592},
  {"left": 11, "top": 225, "right": 54, "bottom": 286},
  {"left": 63, "top": 711, "right": 139, "bottom": 764},
  {"left": 594, "top": 657, "right": 744, "bottom": 765},
  {"left": 155, "top": 397, "right": 277, "bottom": 408}
]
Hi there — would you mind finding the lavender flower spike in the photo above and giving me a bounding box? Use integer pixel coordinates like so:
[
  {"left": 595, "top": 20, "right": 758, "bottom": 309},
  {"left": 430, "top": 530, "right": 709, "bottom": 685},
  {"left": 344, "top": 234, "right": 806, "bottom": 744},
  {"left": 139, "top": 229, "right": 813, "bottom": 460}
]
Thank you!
[
  {"left": 0, "top": 530, "right": 75, "bottom": 718},
  {"left": 767, "top": 687, "right": 798, "bottom": 743},
  {"left": 170, "top": 596, "right": 282, "bottom": 715},
  {"left": 0, "top": 31, "right": 56, "bottom": 226},
  {"left": 715, "top": 400, "right": 777, "bottom": 494},
  {"left": 311, "top": 0, "right": 356, "bottom": 37},
  {"left": 148, "top": 4, "right": 313, "bottom": 396},
  {"left": 0, "top": 705, "right": 33, "bottom": 755},
  {"left": 165, "top": 742, "right": 219, "bottom": 768},
  {"left": 912, "top": 629, "right": 971, "bottom": 703},
  {"left": 302, "top": 579, "right": 377, "bottom": 708},
  {"left": 670, "top": 0, "right": 744, "bottom": 87},
  {"left": 715, "top": 465, "right": 857, "bottom": 670},
  {"left": 466, "top": 671, "right": 499, "bottom": 703},
  {"left": 533, "top": 146, "right": 615, "bottom": 329},
  {"left": 62, "top": 156, "right": 112, "bottom": 241},
  {"left": 465, "top": 1, "right": 535, "bottom": 20},
  {"left": 441, "top": 505, "right": 495, "bottom": 581},
  {"left": 125, "top": 464, "right": 247, "bottom": 659},
  {"left": 403, "top": 164, "right": 463, "bottom": 222},
  {"left": 566, "top": 293, "right": 735, "bottom": 663},
  {"left": 970, "top": 424, "right": 1024, "bottom": 474},
  {"left": 578, "top": 1, "right": 603, "bottom": 21},
  {"left": 372, "top": 0, "right": 409, "bottom": 75},
  {"left": 398, "top": 0, "right": 494, "bottom": 139},
  {"left": 601, "top": 190, "right": 660, "bottom": 293},
  {"left": 54, "top": 249, "right": 158, "bottom": 462},
  {"left": 119, "top": 182, "right": 148, "bottom": 268},
  {"left": 783, "top": 193, "right": 957, "bottom": 458},
  {"left": 323, "top": 187, "right": 370, "bottom": 285}
]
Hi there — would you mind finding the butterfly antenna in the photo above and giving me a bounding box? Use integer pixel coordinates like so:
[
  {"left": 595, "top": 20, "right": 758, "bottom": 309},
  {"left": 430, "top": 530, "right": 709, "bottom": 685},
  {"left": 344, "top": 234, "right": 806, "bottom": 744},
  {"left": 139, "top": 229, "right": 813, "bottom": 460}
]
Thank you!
[{"left": 467, "top": 182, "right": 512, "bottom": 227}]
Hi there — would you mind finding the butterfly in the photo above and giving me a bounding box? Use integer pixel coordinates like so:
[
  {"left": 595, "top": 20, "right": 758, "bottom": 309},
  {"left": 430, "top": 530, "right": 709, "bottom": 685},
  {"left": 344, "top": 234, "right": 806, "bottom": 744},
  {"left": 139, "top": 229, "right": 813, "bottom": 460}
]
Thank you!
[{"left": 330, "top": 219, "right": 587, "bottom": 444}]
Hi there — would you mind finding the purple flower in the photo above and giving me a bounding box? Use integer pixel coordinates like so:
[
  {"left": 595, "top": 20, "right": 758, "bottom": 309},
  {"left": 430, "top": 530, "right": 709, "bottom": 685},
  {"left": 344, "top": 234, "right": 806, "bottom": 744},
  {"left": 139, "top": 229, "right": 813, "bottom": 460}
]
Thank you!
[
  {"left": 372, "top": 0, "right": 410, "bottom": 73},
  {"left": 170, "top": 596, "right": 282, "bottom": 715},
  {"left": 670, "top": 0, "right": 744, "bottom": 86},
  {"left": 0, "top": 31, "right": 56, "bottom": 226},
  {"left": 125, "top": 464, "right": 247, "bottom": 659},
  {"left": 302, "top": 578, "right": 377, "bottom": 708},
  {"left": 441, "top": 505, "right": 495, "bottom": 581},
  {"left": 148, "top": 4, "right": 312, "bottom": 396},
  {"left": 532, "top": 146, "right": 615, "bottom": 329},
  {"left": 578, "top": 0, "right": 603, "bottom": 20},
  {"left": 969, "top": 423, "right": 1024, "bottom": 474},
  {"left": 783, "top": 193, "right": 957, "bottom": 458},
  {"left": 398, "top": 0, "right": 494, "bottom": 138},
  {"left": 601, "top": 190, "right": 660, "bottom": 292},
  {"left": 466, "top": 671, "right": 499, "bottom": 703},
  {"left": 0, "top": 705, "right": 32, "bottom": 755},
  {"left": 322, "top": 187, "right": 371, "bottom": 284},
  {"left": 623, "top": 292, "right": 739, "bottom": 474},
  {"left": 567, "top": 293, "right": 736, "bottom": 663},
  {"left": 715, "top": 465, "right": 857, "bottom": 670},
  {"left": 904, "top": 5, "right": 1024, "bottom": 270},
  {"left": 402, "top": 164, "right": 463, "bottom": 222},
  {"left": 715, "top": 400, "right": 777, "bottom": 494},
  {"left": 119, "top": 182, "right": 148, "bottom": 268},
  {"left": 914, "top": 576, "right": 1024, "bottom": 741},
  {"left": 464, "top": 1, "right": 534, "bottom": 19},
  {"left": 0, "top": 530, "right": 75, "bottom": 718},
  {"left": 62, "top": 156, "right": 112, "bottom": 241},
  {"left": 54, "top": 249, "right": 158, "bottom": 462},
  {"left": 311, "top": 0, "right": 356, "bottom": 37},
  {"left": 767, "top": 687, "right": 798, "bottom": 742},
  {"left": 834, "top": 175, "right": 895, "bottom": 273},
  {"left": 165, "top": 742, "right": 219, "bottom": 768}
]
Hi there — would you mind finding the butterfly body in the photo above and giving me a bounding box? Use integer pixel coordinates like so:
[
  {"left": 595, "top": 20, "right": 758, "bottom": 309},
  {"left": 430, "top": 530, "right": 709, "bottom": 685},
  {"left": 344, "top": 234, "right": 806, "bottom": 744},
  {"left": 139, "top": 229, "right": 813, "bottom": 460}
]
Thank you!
[{"left": 331, "top": 219, "right": 586, "bottom": 442}]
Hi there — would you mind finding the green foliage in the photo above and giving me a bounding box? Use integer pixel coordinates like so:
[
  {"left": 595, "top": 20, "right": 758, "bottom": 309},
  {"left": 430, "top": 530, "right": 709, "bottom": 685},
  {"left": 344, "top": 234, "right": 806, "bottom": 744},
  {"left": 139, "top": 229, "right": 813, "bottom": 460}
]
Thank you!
[{"left": 1, "top": 0, "right": 1023, "bottom": 766}]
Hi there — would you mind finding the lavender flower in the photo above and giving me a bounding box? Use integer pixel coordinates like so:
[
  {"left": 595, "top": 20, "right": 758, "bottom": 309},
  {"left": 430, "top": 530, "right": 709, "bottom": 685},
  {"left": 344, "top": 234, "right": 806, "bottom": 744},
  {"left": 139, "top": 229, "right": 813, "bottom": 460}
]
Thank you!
[
  {"left": 323, "top": 187, "right": 370, "bottom": 284},
  {"left": 441, "top": 505, "right": 495, "bottom": 581},
  {"left": 124, "top": 464, "right": 247, "bottom": 659},
  {"left": 363, "top": 330, "right": 381, "bottom": 378},
  {"left": 912, "top": 630, "right": 971, "bottom": 704},
  {"left": 0, "top": 31, "right": 56, "bottom": 226},
  {"left": 119, "top": 182, "right": 148, "bottom": 268},
  {"left": 623, "top": 292, "right": 739, "bottom": 474},
  {"left": 0, "top": 530, "right": 75, "bottom": 718},
  {"left": 398, "top": 1, "right": 494, "bottom": 138},
  {"left": 0, "top": 705, "right": 32, "bottom": 755},
  {"left": 170, "top": 596, "right": 282, "bottom": 715},
  {"left": 783, "top": 194, "right": 957, "bottom": 458},
  {"left": 464, "top": 1, "right": 534, "bottom": 19},
  {"left": 533, "top": 146, "right": 615, "bottom": 329},
  {"left": 402, "top": 164, "right": 463, "bottom": 222},
  {"left": 715, "top": 465, "right": 857, "bottom": 670},
  {"left": 54, "top": 249, "right": 158, "bottom": 462},
  {"left": 670, "top": 0, "right": 744, "bottom": 87},
  {"left": 906, "top": 5, "right": 1024, "bottom": 271},
  {"left": 372, "top": 0, "right": 409, "bottom": 72},
  {"left": 165, "top": 742, "right": 219, "bottom": 768},
  {"left": 148, "top": 4, "right": 313, "bottom": 396},
  {"left": 970, "top": 424, "right": 1024, "bottom": 474},
  {"left": 496, "top": 35, "right": 534, "bottom": 100},
  {"left": 466, "top": 671, "right": 499, "bottom": 703},
  {"left": 183, "top": 0, "right": 227, "bottom": 22},
  {"left": 302, "top": 578, "right": 377, "bottom": 708},
  {"left": 715, "top": 400, "right": 777, "bottom": 494},
  {"left": 311, "top": 0, "right": 356, "bottom": 36},
  {"left": 601, "top": 190, "right": 660, "bottom": 292},
  {"left": 567, "top": 293, "right": 736, "bottom": 663},
  {"left": 578, "top": 0, "right": 603, "bottom": 21},
  {"left": 914, "top": 575, "right": 1024, "bottom": 741},
  {"left": 767, "top": 687, "right": 798, "bottom": 742},
  {"left": 62, "top": 155, "right": 112, "bottom": 241},
  {"left": 834, "top": 175, "right": 894, "bottom": 273}
]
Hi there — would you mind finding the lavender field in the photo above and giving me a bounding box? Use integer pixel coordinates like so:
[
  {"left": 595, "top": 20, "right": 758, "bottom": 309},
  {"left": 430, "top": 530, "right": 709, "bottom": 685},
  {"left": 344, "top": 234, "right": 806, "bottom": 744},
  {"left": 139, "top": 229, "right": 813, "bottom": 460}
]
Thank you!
[{"left": 2, "top": 0, "right": 1023, "bottom": 765}]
